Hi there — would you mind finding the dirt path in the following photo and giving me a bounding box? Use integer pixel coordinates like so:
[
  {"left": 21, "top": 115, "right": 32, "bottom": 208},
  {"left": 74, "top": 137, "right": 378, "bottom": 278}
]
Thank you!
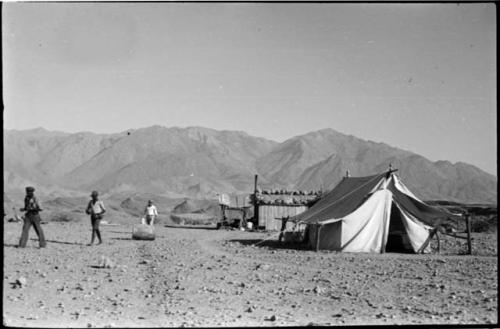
[{"left": 3, "top": 221, "right": 498, "bottom": 327}]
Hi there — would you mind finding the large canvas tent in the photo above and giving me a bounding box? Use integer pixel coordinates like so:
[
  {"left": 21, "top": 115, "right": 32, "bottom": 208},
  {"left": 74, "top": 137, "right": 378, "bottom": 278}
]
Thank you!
[{"left": 292, "top": 170, "right": 461, "bottom": 253}]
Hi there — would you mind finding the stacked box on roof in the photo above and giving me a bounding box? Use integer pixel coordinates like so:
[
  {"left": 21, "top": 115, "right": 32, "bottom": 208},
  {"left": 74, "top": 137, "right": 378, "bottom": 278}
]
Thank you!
[{"left": 251, "top": 173, "right": 323, "bottom": 230}]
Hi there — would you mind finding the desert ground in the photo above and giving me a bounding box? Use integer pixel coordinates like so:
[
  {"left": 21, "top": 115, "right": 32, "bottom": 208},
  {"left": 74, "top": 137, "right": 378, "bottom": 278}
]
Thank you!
[{"left": 3, "top": 216, "right": 498, "bottom": 327}]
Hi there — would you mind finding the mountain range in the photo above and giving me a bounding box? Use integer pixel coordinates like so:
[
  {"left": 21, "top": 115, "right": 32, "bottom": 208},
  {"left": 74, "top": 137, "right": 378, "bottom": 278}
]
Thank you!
[{"left": 3, "top": 126, "right": 497, "bottom": 204}]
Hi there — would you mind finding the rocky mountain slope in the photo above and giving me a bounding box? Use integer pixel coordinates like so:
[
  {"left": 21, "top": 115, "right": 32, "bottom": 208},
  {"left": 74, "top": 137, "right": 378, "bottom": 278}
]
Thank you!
[
  {"left": 3, "top": 126, "right": 497, "bottom": 204},
  {"left": 265, "top": 130, "right": 497, "bottom": 203}
]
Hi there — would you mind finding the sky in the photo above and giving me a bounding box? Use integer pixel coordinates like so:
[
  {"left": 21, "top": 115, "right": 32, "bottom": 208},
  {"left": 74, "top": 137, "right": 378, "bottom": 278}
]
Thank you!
[{"left": 2, "top": 3, "right": 497, "bottom": 175}]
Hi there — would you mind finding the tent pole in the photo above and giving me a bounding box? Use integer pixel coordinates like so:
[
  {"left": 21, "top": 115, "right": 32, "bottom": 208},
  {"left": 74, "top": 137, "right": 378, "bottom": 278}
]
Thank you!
[
  {"left": 466, "top": 214, "right": 472, "bottom": 255},
  {"left": 418, "top": 227, "right": 438, "bottom": 254},
  {"left": 435, "top": 231, "right": 440, "bottom": 254},
  {"left": 315, "top": 224, "right": 321, "bottom": 252},
  {"left": 254, "top": 174, "right": 259, "bottom": 228}
]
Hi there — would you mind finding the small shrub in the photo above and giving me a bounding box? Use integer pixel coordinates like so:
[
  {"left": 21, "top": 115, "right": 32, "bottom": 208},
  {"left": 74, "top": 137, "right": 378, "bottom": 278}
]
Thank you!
[
  {"left": 150, "top": 215, "right": 173, "bottom": 226},
  {"left": 471, "top": 216, "right": 497, "bottom": 233},
  {"left": 170, "top": 213, "right": 218, "bottom": 226}
]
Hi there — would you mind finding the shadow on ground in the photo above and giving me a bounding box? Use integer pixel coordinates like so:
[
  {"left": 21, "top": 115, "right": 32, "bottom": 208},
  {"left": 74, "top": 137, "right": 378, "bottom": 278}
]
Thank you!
[
  {"left": 165, "top": 225, "right": 217, "bottom": 230},
  {"left": 228, "top": 238, "right": 312, "bottom": 251},
  {"left": 38, "top": 239, "right": 85, "bottom": 246}
]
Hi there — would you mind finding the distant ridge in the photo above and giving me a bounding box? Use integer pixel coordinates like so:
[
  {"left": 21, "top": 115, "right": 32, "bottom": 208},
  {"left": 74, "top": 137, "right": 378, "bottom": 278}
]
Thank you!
[{"left": 3, "top": 126, "right": 497, "bottom": 204}]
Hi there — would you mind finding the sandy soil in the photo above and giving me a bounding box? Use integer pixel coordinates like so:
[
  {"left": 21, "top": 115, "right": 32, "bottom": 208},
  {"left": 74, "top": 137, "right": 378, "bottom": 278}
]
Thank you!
[{"left": 3, "top": 221, "right": 497, "bottom": 327}]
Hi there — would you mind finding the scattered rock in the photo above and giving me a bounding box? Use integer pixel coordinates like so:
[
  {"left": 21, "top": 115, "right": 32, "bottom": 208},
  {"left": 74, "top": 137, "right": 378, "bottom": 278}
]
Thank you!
[
  {"left": 15, "top": 277, "right": 27, "bottom": 288},
  {"left": 313, "top": 286, "right": 323, "bottom": 294},
  {"left": 307, "top": 322, "right": 321, "bottom": 326},
  {"left": 256, "top": 264, "right": 270, "bottom": 271},
  {"left": 98, "top": 256, "right": 115, "bottom": 269}
]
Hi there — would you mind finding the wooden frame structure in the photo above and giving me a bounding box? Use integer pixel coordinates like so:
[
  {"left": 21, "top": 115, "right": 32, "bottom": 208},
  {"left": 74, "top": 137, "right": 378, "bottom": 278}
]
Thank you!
[
  {"left": 417, "top": 214, "right": 473, "bottom": 254},
  {"left": 251, "top": 174, "right": 320, "bottom": 230}
]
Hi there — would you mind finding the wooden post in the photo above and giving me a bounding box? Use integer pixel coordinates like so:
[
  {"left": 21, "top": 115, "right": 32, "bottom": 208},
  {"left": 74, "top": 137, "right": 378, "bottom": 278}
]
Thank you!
[
  {"left": 417, "top": 226, "right": 438, "bottom": 254},
  {"left": 315, "top": 224, "right": 322, "bottom": 251},
  {"left": 221, "top": 205, "right": 226, "bottom": 221},
  {"left": 435, "top": 231, "right": 440, "bottom": 254},
  {"left": 466, "top": 214, "right": 472, "bottom": 255},
  {"left": 253, "top": 174, "right": 259, "bottom": 228}
]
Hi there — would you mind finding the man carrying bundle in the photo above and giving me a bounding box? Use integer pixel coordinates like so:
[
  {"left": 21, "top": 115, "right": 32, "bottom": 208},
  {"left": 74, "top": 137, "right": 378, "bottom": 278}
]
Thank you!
[
  {"left": 18, "top": 186, "right": 46, "bottom": 248},
  {"left": 86, "top": 190, "right": 106, "bottom": 246}
]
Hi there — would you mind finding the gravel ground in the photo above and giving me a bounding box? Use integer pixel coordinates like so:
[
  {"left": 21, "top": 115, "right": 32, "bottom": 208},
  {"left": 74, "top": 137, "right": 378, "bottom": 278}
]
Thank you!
[{"left": 3, "top": 221, "right": 497, "bottom": 327}]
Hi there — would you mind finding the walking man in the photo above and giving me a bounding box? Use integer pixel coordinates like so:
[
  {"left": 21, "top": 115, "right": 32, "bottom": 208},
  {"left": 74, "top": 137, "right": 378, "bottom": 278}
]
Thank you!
[
  {"left": 18, "top": 186, "right": 46, "bottom": 248},
  {"left": 86, "top": 191, "right": 106, "bottom": 246},
  {"left": 143, "top": 200, "right": 158, "bottom": 226}
]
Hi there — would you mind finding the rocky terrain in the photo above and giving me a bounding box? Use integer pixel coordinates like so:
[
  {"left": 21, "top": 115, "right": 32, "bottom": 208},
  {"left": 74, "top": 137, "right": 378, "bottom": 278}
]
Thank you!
[
  {"left": 3, "top": 217, "right": 497, "bottom": 327},
  {"left": 3, "top": 125, "right": 497, "bottom": 327},
  {"left": 4, "top": 126, "right": 497, "bottom": 203}
]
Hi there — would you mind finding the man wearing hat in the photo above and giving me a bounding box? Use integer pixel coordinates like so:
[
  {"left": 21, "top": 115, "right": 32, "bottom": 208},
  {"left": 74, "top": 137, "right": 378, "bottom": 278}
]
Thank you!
[
  {"left": 85, "top": 191, "right": 106, "bottom": 245},
  {"left": 143, "top": 200, "right": 158, "bottom": 226},
  {"left": 19, "top": 186, "right": 46, "bottom": 248}
]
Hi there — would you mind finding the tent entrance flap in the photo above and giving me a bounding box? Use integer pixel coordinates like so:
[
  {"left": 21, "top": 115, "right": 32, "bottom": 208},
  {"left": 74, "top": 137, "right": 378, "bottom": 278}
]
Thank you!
[{"left": 385, "top": 203, "right": 414, "bottom": 253}]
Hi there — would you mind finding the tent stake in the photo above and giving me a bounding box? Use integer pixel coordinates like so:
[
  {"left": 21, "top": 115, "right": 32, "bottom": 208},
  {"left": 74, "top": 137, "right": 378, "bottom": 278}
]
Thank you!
[{"left": 466, "top": 214, "right": 472, "bottom": 255}]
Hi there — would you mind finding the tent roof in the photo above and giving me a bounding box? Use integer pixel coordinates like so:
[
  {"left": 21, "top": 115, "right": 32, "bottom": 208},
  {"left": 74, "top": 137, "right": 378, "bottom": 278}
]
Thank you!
[
  {"left": 293, "top": 171, "right": 460, "bottom": 225},
  {"left": 388, "top": 178, "right": 460, "bottom": 225},
  {"left": 293, "top": 172, "right": 387, "bottom": 224}
]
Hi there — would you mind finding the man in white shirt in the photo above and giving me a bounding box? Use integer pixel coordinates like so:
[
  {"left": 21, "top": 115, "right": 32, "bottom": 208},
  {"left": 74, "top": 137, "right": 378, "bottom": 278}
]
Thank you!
[
  {"left": 143, "top": 200, "right": 158, "bottom": 226},
  {"left": 86, "top": 190, "right": 106, "bottom": 245}
]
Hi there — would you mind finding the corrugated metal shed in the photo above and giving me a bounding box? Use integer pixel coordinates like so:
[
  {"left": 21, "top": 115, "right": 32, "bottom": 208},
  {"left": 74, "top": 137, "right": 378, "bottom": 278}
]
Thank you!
[{"left": 258, "top": 205, "right": 308, "bottom": 231}]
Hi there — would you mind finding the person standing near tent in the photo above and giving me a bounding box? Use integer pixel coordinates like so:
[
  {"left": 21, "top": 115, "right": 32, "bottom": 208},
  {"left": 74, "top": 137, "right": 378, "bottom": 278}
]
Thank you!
[
  {"left": 86, "top": 190, "right": 106, "bottom": 246},
  {"left": 18, "top": 186, "right": 46, "bottom": 248},
  {"left": 143, "top": 200, "right": 158, "bottom": 226},
  {"left": 278, "top": 216, "right": 289, "bottom": 242}
]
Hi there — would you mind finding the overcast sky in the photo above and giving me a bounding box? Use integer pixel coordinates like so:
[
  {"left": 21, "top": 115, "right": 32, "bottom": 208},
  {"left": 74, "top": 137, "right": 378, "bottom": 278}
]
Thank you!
[{"left": 3, "top": 3, "right": 496, "bottom": 175}]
